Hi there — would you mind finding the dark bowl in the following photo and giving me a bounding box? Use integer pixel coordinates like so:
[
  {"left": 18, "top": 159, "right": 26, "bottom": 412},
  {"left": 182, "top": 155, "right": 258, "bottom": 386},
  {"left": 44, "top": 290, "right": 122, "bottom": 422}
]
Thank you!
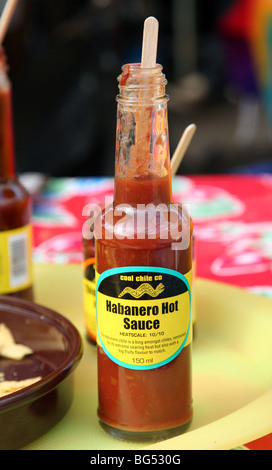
[{"left": 0, "top": 294, "right": 83, "bottom": 450}]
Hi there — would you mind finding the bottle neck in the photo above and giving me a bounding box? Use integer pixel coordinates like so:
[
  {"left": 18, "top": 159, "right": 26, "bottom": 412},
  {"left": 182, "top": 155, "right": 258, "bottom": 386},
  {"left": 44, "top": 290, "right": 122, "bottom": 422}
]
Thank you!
[
  {"left": 0, "top": 48, "right": 16, "bottom": 179},
  {"left": 114, "top": 64, "right": 172, "bottom": 205}
]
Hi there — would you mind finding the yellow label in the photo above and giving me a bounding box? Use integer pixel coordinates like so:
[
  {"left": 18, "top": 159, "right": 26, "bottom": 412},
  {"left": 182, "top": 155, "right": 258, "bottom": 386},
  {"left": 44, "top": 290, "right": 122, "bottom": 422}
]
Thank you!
[
  {"left": 83, "top": 276, "right": 96, "bottom": 340},
  {"left": 96, "top": 267, "right": 192, "bottom": 370},
  {"left": 83, "top": 257, "right": 96, "bottom": 341},
  {"left": 0, "top": 225, "right": 33, "bottom": 294},
  {"left": 192, "top": 258, "right": 196, "bottom": 325}
]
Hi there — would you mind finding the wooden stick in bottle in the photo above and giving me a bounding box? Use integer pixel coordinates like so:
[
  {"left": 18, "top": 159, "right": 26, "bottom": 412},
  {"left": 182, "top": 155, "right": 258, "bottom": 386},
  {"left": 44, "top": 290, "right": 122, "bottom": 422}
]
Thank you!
[
  {"left": 141, "top": 16, "right": 159, "bottom": 69},
  {"left": 171, "top": 124, "right": 197, "bottom": 176},
  {"left": 135, "top": 17, "right": 159, "bottom": 175},
  {"left": 0, "top": 0, "right": 19, "bottom": 45}
]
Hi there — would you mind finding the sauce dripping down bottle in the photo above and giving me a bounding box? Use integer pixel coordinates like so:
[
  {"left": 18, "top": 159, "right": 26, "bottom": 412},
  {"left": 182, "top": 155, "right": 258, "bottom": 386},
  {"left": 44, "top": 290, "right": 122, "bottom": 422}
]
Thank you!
[
  {"left": 0, "top": 48, "right": 33, "bottom": 301},
  {"left": 95, "top": 63, "right": 193, "bottom": 441}
]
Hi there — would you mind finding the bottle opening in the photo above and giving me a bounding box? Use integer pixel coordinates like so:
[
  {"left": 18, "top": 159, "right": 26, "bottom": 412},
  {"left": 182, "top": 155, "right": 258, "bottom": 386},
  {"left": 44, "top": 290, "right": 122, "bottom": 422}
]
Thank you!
[{"left": 117, "top": 63, "right": 168, "bottom": 103}]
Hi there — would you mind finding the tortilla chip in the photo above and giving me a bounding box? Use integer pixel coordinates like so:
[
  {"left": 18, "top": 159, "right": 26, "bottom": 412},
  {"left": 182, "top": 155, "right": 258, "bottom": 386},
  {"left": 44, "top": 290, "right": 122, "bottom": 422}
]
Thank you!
[{"left": 0, "top": 376, "right": 41, "bottom": 397}]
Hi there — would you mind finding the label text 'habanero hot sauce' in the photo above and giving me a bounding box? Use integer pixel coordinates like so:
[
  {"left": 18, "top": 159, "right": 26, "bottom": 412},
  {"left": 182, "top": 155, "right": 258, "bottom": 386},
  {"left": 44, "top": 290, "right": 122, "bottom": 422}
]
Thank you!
[{"left": 96, "top": 267, "right": 192, "bottom": 370}]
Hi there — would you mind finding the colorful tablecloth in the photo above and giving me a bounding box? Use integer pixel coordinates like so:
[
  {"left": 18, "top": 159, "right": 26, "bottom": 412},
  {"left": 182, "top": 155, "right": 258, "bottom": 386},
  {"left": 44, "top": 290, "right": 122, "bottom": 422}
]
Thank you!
[{"left": 31, "top": 174, "right": 272, "bottom": 450}]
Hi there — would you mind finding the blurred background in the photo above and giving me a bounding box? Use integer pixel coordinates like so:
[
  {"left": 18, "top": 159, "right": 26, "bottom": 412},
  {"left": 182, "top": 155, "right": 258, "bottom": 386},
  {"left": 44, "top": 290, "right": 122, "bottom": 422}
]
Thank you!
[{"left": 2, "top": 0, "right": 272, "bottom": 177}]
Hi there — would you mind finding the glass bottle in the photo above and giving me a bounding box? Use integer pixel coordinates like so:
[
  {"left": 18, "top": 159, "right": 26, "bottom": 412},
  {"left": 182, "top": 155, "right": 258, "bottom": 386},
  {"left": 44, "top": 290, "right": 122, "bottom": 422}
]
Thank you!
[
  {"left": 82, "top": 201, "right": 105, "bottom": 344},
  {"left": 82, "top": 235, "right": 96, "bottom": 344},
  {"left": 192, "top": 234, "right": 197, "bottom": 337},
  {"left": 0, "top": 48, "right": 33, "bottom": 301},
  {"left": 95, "top": 63, "right": 193, "bottom": 442}
]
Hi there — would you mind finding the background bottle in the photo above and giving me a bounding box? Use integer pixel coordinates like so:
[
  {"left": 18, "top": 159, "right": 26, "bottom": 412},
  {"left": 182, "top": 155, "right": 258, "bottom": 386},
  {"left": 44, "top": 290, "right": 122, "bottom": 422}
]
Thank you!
[
  {"left": 82, "top": 235, "right": 96, "bottom": 344},
  {"left": 0, "top": 48, "right": 33, "bottom": 301}
]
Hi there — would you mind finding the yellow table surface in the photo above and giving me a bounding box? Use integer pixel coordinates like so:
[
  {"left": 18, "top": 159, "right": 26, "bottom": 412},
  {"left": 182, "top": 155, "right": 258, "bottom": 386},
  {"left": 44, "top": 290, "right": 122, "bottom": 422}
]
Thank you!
[{"left": 22, "top": 263, "right": 272, "bottom": 450}]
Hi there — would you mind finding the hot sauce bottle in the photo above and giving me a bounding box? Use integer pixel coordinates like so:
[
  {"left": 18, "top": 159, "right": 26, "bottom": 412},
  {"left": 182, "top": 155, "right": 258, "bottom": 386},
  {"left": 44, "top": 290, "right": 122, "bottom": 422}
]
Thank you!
[
  {"left": 82, "top": 235, "right": 96, "bottom": 344},
  {"left": 95, "top": 63, "right": 193, "bottom": 442},
  {"left": 0, "top": 49, "right": 33, "bottom": 301},
  {"left": 82, "top": 202, "right": 104, "bottom": 344},
  {"left": 192, "top": 234, "right": 197, "bottom": 337}
]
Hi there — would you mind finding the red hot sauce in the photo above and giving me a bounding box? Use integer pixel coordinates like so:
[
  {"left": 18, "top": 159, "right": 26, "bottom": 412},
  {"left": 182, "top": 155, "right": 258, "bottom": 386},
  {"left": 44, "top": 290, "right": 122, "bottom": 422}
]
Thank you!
[
  {"left": 0, "top": 49, "right": 33, "bottom": 301},
  {"left": 95, "top": 64, "right": 193, "bottom": 442}
]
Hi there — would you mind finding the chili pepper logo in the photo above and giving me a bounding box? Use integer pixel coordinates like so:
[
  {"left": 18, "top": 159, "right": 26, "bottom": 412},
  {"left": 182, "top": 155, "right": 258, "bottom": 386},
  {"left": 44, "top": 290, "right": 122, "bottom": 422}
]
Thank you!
[{"left": 118, "top": 282, "right": 165, "bottom": 299}]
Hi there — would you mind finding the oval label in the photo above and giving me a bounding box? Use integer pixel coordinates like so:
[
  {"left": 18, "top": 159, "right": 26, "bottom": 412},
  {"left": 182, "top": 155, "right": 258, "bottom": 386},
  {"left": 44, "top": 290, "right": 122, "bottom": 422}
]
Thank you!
[{"left": 96, "top": 266, "right": 192, "bottom": 370}]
